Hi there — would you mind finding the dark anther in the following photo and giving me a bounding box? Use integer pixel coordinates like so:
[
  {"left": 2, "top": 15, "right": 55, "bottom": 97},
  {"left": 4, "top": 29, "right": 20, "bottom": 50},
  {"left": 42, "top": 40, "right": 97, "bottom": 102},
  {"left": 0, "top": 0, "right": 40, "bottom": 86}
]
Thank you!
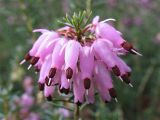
[
  {"left": 121, "top": 74, "right": 131, "bottom": 84},
  {"left": 66, "top": 67, "right": 73, "bottom": 79},
  {"left": 30, "top": 57, "right": 39, "bottom": 65},
  {"left": 127, "top": 72, "right": 131, "bottom": 77},
  {"left": 121, "top": 41, "right": 133, "bottom": 51},
  {"left": 62, "top": 88, "right": 70, "bottom": 95},
  {"left": 112, "top": 65, "right": 120, "bottom": 76},
  {"left": 76, "top": 101, "right": 82, "bottom": 106},
  {"left": 46, "top": 96, "right": 52, "bottom": 101},
  {"left": 49, "top": 68, "right": 57, "bottom": 78},
  {"left": 84, "top": 78, "right": 91, "bottom": 89},
  {"left": 105, "top": 100, "right": 109, "bottom": 104},
  {"left": 45, "top": 77, "right": 53, "bottom": 86},
  {"left": 109, "top": 88, "right": 117, "bottom": 98},
  {"left": 34, "top": 66, "right": 40, "bottom": 73},
  {"left": 59, "top": 88, "right": 64, "bottom": 93},
  {"left": 24, "top": 53, "right": 32, "bottom": 61},
  {"left": 38, "top": 83, "right": 44, "bottom": 91}
]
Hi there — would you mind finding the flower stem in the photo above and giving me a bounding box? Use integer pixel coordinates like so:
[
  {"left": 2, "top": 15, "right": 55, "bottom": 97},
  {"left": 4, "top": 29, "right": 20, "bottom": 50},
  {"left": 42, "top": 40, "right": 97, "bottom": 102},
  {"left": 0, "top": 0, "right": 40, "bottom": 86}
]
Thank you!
[{"left": 74, "top": 104, "right": 80, "bottom": 120}]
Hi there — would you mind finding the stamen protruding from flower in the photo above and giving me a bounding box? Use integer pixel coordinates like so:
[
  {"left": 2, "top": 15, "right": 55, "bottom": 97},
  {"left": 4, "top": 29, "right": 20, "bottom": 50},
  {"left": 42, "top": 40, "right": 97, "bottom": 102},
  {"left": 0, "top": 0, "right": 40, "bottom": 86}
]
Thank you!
[
  {"left": 66, "top": 67, "right": 73, "bottom": 79},
  {"left": 109, "top": 88, "right": 117, "bottom": 99},
  {"left": 129, "top": 83, "right": 133, "bottom": 88},
  {"left": 84, "top": 78, "right": 91, "bottom": 89},
  {"left": 45, "top": 77, "right": 53, "bottom": 86},
  {"left": 119, "top": 76, "right": 123, "bottom": 82},
  {"left": 38, "top": 83, "right": 44, "bottom": 91},
  {"left": 120, "top": 74, "right": 134, "bottom": 87},
  {"left": 20, "top": 59, "right": 26, "bottom": 65},
  {"left": 30, "top": 57, "right": 39, "bottom": 65},
  {"left": 112, "top": 65, "right": 120, "bottom": 76},
  {"left": 49, "top": 68, "right": 57, "bottom": 78},
  {"left": 86, "top": 90, "right": 89, "bottom": 95},
  {"left": 121, "top": 74, "right": 130, "bottom": 84},
  {"left": 27, "top": 64, "right": 32, "bottom": 70},
  {"left": 46, "top": 96, "right": 52, "bottom": 101},
  {"left": 114, "top": 98, "right": 118, "bottom": 102},
  {"left": 121, "top": 42, "right": 142, "bottom": 56},
  {"left": 130, "top": 49, "right": 142, "bottom": 56}
]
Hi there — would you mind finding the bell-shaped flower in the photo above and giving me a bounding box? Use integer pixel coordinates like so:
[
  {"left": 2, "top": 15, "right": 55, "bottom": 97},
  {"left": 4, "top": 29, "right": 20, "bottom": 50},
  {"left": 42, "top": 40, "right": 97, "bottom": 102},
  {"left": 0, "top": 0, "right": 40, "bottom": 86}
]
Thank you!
[
  {"left": 38, "top": 55, "right": 52, "bottom": 91},
  {"left": 44, "top": 85, "right": 55, "bottom": 101},
  {"left": 48, "top": 38, "right": 67, "bottom": 79},
  {"left": 79, "top": 46, "right": 94, "bottom": 90},
  {"left": 73, "top": 74, "right": 85, "bottom": 105},
  {"left": 64, "top": 40, "right": 82, "bottom": 79},
  {"left": 59, "top": 71, "right": 70, "bottom": 94}
]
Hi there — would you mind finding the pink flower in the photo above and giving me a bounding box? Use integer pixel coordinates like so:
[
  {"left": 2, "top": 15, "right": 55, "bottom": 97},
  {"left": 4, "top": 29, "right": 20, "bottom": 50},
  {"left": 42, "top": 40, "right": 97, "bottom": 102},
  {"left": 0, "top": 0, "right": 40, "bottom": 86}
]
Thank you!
[
  {"left": 73, "top": 74, "right": 85, "bottom": 105},
  {"left": 56, "top": 108, "right": 70, "bottom": 118},
  {"left": 20, "top": 15, "right": 141, "bottom": 105},
  {"left": 92, "top": 16, "right": 142, "bottom": 56},
  {"left": 79, "top": 46, "right": 94, "bottom": 90},
  {"left": 23, "top": 76, "right": 33, "bottom": 94},
  {"left": 20, "top": 93, "right": 34, "bottom": 108},
  {"left": 64, "top": 40, "right": 82, "bottom": 79},
  {"left": 27, "top": 113, "right": 40, "bottom": 120}
]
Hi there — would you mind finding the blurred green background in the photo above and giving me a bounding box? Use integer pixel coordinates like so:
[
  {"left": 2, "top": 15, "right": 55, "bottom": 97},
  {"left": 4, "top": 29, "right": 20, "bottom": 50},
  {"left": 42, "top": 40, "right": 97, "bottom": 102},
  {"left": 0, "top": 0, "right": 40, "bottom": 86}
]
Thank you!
[{"left": 0, "top": 0, "right": 160, "bottom": 120}]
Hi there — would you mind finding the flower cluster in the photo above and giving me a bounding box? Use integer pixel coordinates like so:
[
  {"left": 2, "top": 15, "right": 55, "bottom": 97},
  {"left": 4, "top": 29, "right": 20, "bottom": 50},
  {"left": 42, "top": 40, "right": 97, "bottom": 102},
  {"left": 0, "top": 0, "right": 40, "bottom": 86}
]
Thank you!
[
  {"left": 11, "top": 77, "right": 40, "bottom": 120},
  {"left": 20, "top": 13, "right": 141, "bottom": 105}
]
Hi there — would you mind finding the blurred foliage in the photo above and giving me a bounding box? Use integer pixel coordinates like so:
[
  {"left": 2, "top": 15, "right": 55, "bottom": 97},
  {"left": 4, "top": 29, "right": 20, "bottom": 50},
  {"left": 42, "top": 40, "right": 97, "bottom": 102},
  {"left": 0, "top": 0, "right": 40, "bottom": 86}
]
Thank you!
[{"left": 0, "top": 0, "right": 160, "bottom": 120}]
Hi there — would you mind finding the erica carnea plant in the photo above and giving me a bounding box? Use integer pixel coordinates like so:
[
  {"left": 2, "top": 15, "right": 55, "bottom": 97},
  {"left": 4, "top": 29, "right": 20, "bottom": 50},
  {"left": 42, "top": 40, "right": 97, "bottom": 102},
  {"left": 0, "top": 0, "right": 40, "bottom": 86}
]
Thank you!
[{"left": 20, "top": 11, "right": 141, "bottom": 119}]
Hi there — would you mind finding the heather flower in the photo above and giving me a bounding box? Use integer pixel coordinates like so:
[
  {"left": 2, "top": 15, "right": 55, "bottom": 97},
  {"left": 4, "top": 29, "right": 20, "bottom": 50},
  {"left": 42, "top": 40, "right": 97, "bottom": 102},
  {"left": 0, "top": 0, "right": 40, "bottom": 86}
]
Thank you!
[
  {"left": 23, "top": 76, "right": 33, "bottom": 94},
  {"left": 21, "top": 93, "right": 34, "bottom": 108},
  {"left": 20, "top": 12, "right": 141, "bottom": 105}
]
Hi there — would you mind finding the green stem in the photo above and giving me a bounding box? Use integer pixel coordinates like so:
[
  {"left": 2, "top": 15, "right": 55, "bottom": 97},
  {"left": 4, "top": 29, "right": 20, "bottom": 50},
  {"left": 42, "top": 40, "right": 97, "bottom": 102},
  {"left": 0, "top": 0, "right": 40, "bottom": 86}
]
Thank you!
[
  {"left": 48, "top": 102, "right": 73, "bottom": 111},
  {"left": 74, "top": 104, "right": 80, "bottom": 120}
]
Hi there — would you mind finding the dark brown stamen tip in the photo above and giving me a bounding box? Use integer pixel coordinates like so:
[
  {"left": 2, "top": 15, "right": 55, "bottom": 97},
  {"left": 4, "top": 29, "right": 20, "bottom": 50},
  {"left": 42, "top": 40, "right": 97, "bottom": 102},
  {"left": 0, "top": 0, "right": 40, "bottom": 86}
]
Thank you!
[
  {"left": 121, "top": 74, "right": 131, "bottom": 84},
  {"left": 46, "top": 96, "right": 52, "bottom": 101},
  {"left": 30, "top": 57, "right": 39, "bottom": 65},
  {"left": 76, "top": 101, "right": 82, "bottom": 106},
  {"left": 84, "top": 78, "right": 91, "bottom": 89},
  {"left": 24, "top": 53, "right": 32, "bottom": 61},
  {"left": 109, "top": 88, "right": 117, "bottom": 98},
  {"left": 66, "top": 67, "right": 73, "bottom": 79},
  {"left": 49, "top": 68, "right": 56, "bottom": 78},
  {"left": 121, "top": 41, "right": 133, "bottom": 51},
  {"left": 38, "top": 83, "right": 44, "bottom": 91},
  {"left": 34, "top": 66, "right": 40, "bottom": 73},
  {"left": 45, "top": 77, "right": 53, "bottom": 86},
  {"left": 59, "top": 89, "right": 63, "bottom": 93},
  {"left": 112, "top": 65, "right": 120, "bottom": 76},
  {"left": 105, "top": 100, "right": 109, "bottom": 104},
  {"left": 127, "top": 72, "right": 131, "bottom": 77},
  {"left": 60, "top": 87, "right": 70, "bottom": 95}
]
